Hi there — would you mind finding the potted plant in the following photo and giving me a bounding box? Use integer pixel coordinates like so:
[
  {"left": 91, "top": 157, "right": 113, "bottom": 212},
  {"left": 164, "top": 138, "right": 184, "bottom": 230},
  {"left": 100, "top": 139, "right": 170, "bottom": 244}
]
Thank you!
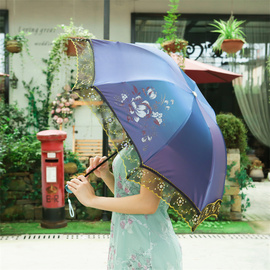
[
  {"left": 50, "top": 88, "right": 75, "bottom": 129},
  {"left": 5, "top": 31, "right": 31, "bottom": 54},
  {"left": 47, "top": 18, "right": 96, "bottom": 87},
  {"left": 51, "top": 18, "right": 95, "bottom": 58},
  {"left": 210, "top": 15, "right": 246, "bottom": 54},
  {"left": 216, "top": 113, "right": 252, "bottom": 220},
  {"left": 157, "top": 0, "right": 188, "bottom": 58},
  {"left": 216, "top": 113, "right": 247, "bottom": 153},
  {"left": 9, "top": 73, "right": 18, "bottom": 89},
  {"left": 249, "top": 159, "right": 264, "bottom": 181}
]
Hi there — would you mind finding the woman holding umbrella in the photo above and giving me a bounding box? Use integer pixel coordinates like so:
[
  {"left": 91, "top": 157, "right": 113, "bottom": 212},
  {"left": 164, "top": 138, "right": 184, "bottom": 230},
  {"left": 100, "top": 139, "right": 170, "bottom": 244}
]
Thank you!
[
  {"left": 67, "top": 144, "right": 183, "bottom": 269},
  {"left": 66, "top": 37, "right": 226, "bottom": 270}
]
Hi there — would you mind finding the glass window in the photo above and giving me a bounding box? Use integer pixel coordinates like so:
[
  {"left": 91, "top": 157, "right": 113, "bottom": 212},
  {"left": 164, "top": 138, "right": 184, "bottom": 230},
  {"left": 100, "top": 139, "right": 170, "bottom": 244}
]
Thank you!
[
  {"left": 132, "top": 13, "right": 270, "bottom": 66},
  {"left": 0, "top": 10, "right": 8, "bottom": 101}
]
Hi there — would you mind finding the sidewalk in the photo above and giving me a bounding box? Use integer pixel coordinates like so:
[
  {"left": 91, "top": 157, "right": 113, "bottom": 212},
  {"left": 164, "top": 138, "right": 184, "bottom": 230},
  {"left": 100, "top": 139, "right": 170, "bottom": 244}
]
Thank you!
[
  {"left": 0, "top": 181, "right": 269, "bottom": 270},
  {"left": 0, "top": 234, "right": 269, "bottom": 270},
  {"left": 243, "top": 181, "right": 270, "bottom": 234}
]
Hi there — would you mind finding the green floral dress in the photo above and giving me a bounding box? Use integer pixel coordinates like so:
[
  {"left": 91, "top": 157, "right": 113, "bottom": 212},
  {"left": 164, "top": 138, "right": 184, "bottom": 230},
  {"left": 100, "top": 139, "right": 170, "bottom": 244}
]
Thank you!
[{"left": 107, "top": 146, "right": 182, "bottom": 270}]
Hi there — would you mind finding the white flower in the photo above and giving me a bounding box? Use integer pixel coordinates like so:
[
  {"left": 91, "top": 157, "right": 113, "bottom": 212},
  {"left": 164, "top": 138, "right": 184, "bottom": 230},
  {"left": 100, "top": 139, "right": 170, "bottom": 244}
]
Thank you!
[
  {"left": 147, "top": 88, "right": 157, "bottom": 99},
  {"left": 152, "top": 111, "right": 163, "bottom": 124},
  {"left": 141, "top": 136, "right": 152, "bottom": 142},
  {"left": 129, "top": 96, "right": 152, "bottom": 122},
  {"left": 121, "top": 94, "right": 128, "bottom": 103}
]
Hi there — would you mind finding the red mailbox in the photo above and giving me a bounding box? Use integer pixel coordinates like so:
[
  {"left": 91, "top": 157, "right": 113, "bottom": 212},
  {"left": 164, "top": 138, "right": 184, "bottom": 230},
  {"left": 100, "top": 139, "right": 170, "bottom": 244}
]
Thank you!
[{"left": 37, "top": 130, "right": 67, "bottom": 228}]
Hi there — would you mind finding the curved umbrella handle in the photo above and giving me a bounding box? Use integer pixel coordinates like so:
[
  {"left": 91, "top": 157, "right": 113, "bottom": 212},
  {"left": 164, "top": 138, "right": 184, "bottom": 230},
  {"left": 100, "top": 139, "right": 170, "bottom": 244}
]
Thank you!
[{"left": 65, "top": 139, "right": 130, "bottom": 193}]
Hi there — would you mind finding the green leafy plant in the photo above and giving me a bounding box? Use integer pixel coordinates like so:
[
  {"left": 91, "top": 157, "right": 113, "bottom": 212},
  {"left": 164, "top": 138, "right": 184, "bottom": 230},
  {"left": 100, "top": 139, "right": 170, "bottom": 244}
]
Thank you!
[
  {"left": 23, "top": 79, "right": 50, "bottom": 132},
  {"left": 226, "top": 161, "right": 255, "bottom": 213},
  {"left": 5, "top": 31, "right": 32, "bottom": 80},
  {"left": 0, "top": 101, "right": 41, "bottom": 174},
  {"left": 210, "top": 15, "right": 246, "bottom": 52},
  {"left": 216, "top": 113, "right": 248, "bottom": 153},
  {"left": 64, "top": 150, "right": 86, "bottom": 176},
  {"left": 156, "top": 0, "right": 188, "bottom": 57},
  {"left": 48, "top": 18, "right": 95, "bottom": 77},
  {"left": 5, "top": 31, "right": 31, "bottom": 54}
]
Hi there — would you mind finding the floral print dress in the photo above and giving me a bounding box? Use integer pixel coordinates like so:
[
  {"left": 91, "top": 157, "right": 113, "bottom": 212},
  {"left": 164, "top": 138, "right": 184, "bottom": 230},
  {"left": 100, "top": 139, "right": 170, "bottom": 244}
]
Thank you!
[{"left": 107, "top": 146, "right": 182, "bottom": 270}]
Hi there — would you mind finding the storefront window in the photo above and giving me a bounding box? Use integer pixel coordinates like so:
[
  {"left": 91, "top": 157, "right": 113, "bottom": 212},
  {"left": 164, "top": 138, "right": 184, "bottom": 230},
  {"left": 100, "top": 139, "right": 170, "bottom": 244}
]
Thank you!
[{"left": 132, "top": 12, "right": 270, "bottom": 173}]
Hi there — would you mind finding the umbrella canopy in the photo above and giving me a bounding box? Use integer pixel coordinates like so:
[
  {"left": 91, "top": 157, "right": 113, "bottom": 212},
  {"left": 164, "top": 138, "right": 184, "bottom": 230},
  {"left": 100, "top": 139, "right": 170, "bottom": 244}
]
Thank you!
[
  {"left": 73, "top": 39, "right": 227, "bottom": 231},
  {"left": 170, "top": 53, "right": 242, "bottom": 84}
]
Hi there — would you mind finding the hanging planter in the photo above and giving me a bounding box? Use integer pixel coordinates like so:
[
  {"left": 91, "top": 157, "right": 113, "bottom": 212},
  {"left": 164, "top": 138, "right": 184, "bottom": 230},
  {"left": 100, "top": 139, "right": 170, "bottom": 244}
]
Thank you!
[
  {"left": 5, "top": 31, "right": 31, "bottom": 54},
  {"left": 6, "top": 40, "right": 22, "bottom": 53},
  {"left": 65, "top": 37, "right": 87, "bottom": 57},
  {"left": 161, "top": 39, "right": 188, "bottom": 54},
  {"left": 210, "top": 15, "right": 246, "bottom": 55},
  {"left": 221, "top": 39, "right": 244, "bottom": 54},
  {"left": 9, "top": 73, "right": 18, "bottom": 89},
  {"left": 156, "top": 0, "right": 188, "bottom": 70}
]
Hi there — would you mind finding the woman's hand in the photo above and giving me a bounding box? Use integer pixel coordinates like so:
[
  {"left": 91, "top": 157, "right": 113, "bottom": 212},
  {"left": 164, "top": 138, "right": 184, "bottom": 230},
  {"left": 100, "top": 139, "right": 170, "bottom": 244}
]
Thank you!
[
  {"left": 67, "top": 175, "right": 95, "bottom": 207},
  {"left": 88, "top": 156, "right": 110, "bottom": 179}
]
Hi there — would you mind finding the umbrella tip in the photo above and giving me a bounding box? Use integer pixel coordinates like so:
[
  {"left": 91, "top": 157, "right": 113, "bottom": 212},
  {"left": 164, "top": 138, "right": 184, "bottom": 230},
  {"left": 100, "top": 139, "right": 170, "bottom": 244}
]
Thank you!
[{"left": 192, "top": 91, "right": 197, "bottom": 97}]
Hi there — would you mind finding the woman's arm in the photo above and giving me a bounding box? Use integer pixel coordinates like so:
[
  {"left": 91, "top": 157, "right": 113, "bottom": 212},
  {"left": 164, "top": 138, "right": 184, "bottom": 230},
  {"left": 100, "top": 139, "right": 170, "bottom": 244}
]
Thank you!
[
  {"left": 67, "top": 175, "right": 161, "bottom": 215},
  {"left": 98, "top": 170, "right": 115, "bottom": 194}
]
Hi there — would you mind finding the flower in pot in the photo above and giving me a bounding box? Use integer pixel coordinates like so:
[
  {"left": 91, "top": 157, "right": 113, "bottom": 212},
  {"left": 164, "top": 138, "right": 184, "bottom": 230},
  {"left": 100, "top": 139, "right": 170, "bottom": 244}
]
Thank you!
[
  {"left": 5, "top": 31, "right": 31, "bottom": 54},
  {"left": 210, "top": 15, "right": 246, "bottom": 54},
  {"left": 51, "top": 89, "right": 75, "bottom": 129},
  {"left": 157, "top": 0, "right": 188, "bottom": 62}
]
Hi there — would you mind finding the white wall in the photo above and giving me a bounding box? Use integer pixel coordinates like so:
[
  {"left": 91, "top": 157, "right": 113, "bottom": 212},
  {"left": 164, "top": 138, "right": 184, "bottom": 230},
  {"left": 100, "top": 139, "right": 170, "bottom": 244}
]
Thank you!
[{"left": 1, "top": 0, "right": 269, "bottom": 149}]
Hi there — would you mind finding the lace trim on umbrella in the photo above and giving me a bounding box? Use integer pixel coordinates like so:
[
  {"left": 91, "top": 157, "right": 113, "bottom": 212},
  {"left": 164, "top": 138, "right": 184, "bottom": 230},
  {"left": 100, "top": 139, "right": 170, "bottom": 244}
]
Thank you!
[{"left": 71, "top": 39, "right": 222, "bottom": 232}]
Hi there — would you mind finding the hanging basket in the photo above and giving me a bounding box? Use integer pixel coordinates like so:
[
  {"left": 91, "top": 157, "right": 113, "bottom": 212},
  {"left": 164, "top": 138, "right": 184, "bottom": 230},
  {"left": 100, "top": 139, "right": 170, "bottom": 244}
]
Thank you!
[
  {"left": 10, "top": 74, "right": 18, "bottom": 89},
  {"left": 65, "top": 37, "right": 87, "bottom": 57},
  {"left": 6, "top": 40, "right": 22, "bottom": 53},
  {"left": 162, "top": 39, "right": 188, "bottom": 54},
  {"left": 221, "top": 39, "right": 244, "bottom": 54}
]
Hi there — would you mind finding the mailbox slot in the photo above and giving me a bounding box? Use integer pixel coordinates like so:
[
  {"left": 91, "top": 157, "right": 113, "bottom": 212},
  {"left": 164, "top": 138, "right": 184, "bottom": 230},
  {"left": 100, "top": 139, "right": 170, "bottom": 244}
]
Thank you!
[{"left": 45, "top": 159, "right": 59, "bottom": 163}]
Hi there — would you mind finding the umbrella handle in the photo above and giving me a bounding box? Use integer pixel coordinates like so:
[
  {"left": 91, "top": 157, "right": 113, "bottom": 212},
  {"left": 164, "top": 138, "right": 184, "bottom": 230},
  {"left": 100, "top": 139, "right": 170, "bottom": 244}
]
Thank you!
[
  {"left": 84, "top": 150, "right": 118, "bottom": 178},
  {"left": 65, "top": 139, "right": 130, "bottom": 193}
]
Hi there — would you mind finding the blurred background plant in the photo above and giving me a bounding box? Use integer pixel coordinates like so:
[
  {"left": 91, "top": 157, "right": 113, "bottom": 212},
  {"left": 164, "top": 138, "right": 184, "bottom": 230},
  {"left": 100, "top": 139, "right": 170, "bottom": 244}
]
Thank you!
[{"left": 50, "top": 89, "right": 75, "bottom": 129}]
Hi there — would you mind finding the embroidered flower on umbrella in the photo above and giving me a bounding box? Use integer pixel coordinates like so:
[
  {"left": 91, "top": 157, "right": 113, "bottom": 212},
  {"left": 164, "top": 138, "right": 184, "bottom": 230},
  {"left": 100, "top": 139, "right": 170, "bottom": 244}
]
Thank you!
[
  {"left": 117, "top": 85, "right": 176, "bottom": 144},
  {"left": 192, "top": 214, "right": 199, "bottom": 224},
  {"left": 128, "top": 96, "right": 152, "bottom": 123},
  {"left": 176, "top": 197, "right": 185, "bottom": 206},
  {"left": 157, "top": 182, "right": 165, "bottom": 191},
  {"left": 143, "top": 87, "right": 157, "bottom": 100},
  {"left": 152, "top": 111, "right": 163, "bottom": 125}
]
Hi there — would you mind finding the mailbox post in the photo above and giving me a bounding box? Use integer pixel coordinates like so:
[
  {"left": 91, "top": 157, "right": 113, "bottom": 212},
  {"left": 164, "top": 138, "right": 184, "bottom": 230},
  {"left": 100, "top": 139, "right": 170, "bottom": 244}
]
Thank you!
[{"left": 37, "top": 130, "right": 67, "bottom": 228}]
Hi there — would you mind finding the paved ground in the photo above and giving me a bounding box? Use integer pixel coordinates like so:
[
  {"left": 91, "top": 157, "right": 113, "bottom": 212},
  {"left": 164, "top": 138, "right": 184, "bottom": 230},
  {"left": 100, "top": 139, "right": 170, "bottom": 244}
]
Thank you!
[
  {"left": 0, "top": 181, "right": 269, "bottom": 270},
  {"left": 243, "top": 181, "right": 270, "bottom": 234}
]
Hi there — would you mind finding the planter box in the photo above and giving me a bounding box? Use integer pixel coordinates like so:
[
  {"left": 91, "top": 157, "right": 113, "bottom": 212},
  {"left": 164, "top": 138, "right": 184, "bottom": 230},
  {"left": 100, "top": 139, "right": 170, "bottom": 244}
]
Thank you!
[{"left": 220, "top": 148, "right": 242, "bottom": 220}]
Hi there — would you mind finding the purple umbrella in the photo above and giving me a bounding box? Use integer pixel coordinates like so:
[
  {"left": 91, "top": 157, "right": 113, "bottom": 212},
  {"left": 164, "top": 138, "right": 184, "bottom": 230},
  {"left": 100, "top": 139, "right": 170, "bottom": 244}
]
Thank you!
[{"left": 72, "top": 39, "right": 227, "bottom": 231}]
